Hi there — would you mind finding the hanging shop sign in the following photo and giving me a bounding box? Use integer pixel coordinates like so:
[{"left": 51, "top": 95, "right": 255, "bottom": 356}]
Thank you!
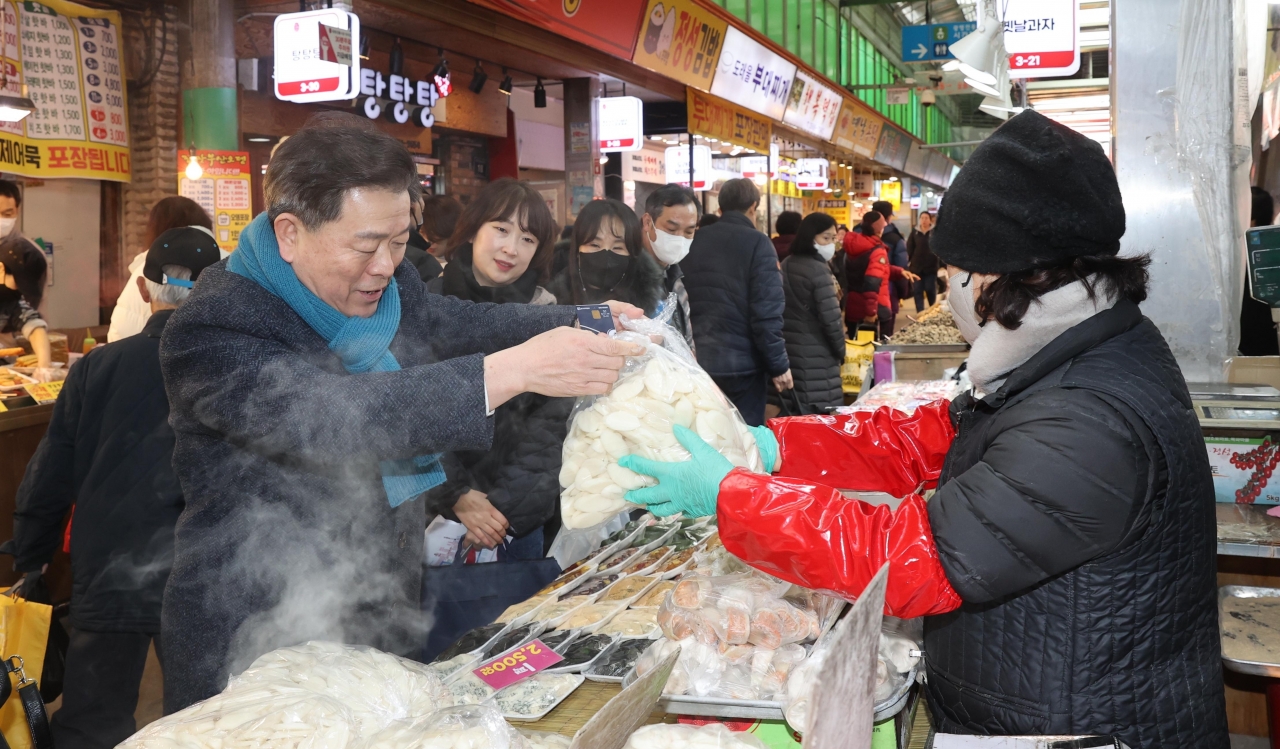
[
  {"left": 903, "top": 142, "right": 928, "bottom": 180},
  {"left": 632, "top": 0, "right": 726, "bottom": 90},
  {"left": 274, "top": 9, "right": 361, "bottom": 103},
  {"left": 878, "top": 180, "right": 902, "bottom": 213},
  {"left": 783, "top": 70, "right": 842, "bottom": 141},
  {"left": 623, "top": 146, "right": 665, "bottom": 183},
  {"left": 0, "top": 0, "right": 131, "bottom": 182},
  {"left": 851, "top": 172, "right": 873, "bottom": 197},
  {"left": 710, "top": 26, "right": 795, "bottom": 120},
  {"left": 468, "top": 0, "right": 647, "bottom": 61},
  {"left": 795, "top": 158, "right": 828, "bottom": 191},
  {"left": 598, "top": 96, "right": 644, "bottom": 152},
  {"left": 873, "top": 125, "right": 912, "bottom": 171},
  {"left": 665, "top": 144, "right": 712, "bottom": 190},
  {"left": 899, "top": 22, "right": 977, "bottom": 63},
  {"left": 177, "top": 150, "right": 252, "bottom": 251},
  {"left": 814, "top": 198, "right": 850, "bottom": 226},
  {"left": 832, "top": 99, "right": 883, "bottom": 158},
  {"left": 685, "top": 89, "right": 770, "bottom": 153},
  {"left": 358, "top": 68, "right": 444, "bottom": 128},
  {"left": 1003, "top": 0, "right": 1079, "bottom": 79}
]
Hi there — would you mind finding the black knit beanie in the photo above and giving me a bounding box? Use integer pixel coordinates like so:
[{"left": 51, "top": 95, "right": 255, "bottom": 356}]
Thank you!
[{"left": 931, "top": 109, "right": 1125, "bottom": 274}]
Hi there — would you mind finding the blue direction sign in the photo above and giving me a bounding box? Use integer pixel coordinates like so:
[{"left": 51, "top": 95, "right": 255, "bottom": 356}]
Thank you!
[{"left": 901, "top": 22, "right": 977, "bottom": 62}]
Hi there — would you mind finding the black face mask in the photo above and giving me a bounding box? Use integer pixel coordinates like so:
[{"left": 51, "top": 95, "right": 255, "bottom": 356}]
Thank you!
[{"left": 578, "top": 251, "right": 630, "bottom": 291}]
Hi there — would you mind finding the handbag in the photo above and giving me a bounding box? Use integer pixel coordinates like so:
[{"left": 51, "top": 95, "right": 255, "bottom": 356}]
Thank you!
[
  {"left": 0, "top": 588, "right": 52, "bottom": 749},
  {"left": 421, "top": 541, "right": 561, "bottom": 662},
  {"left": 776, "top": 387, "right": 809, "bottom": 417}
]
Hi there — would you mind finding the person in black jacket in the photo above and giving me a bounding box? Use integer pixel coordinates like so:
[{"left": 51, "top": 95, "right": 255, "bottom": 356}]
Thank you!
[
  {"left": 2, "top": 227, "right": 220, "bottom": 749},
  {"left": 906, "top": 211, "right": 938, "bottom": 310},
  {"left": 621, "top": 110, "right": 1228, "bottom": 748},
  {"left": 778, "top": 213, "right": 845, "bottom": 412},
  {"left": 548, "top": 198, "right": 666, "bottom": 316},
  {"left": 680, "top": 178, "right": 791, "bottom": 426},
  {"left": 424, "top": 178, "right": 566, "bottom": 557}
]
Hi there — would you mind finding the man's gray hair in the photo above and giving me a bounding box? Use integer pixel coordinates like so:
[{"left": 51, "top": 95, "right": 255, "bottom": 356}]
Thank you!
[
  {"left": 717, "top": 178, "right": 760, "bottom": 213},
  {"left": 144, "top": 264, "right": 192, "bottom": 307},
  {"left": 264, "top": 112, "right": 420, "bottom": 230}
]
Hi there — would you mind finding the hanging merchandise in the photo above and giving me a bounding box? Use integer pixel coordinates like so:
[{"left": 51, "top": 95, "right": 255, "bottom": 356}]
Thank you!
[{"left": 0, "top": 0, "right": 131, "bottom": 181}]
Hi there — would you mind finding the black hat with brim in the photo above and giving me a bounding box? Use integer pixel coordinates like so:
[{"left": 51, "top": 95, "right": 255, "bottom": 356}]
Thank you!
[{"left": 144, "top": 227, "right": 221, "bottom": 287}]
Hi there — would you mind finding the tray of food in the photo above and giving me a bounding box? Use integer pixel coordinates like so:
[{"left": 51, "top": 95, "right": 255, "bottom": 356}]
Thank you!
[
  {"left": 496, "top": 595, "right": 554, "bottom": 626},
  {"left": 545, "top": 633, "right": 616, "bottom": 674},
  {"left": 598, "top": 575, "right": 659, "bottom": 606},
  {"left": 1220, "top": 585, "right": 1280, "bottom": 677},
  {"left": 555, "top": 602, "right": 626, "bottom": 633},
  {"left": 620, "top": 547, "right": 673, "bottom": 576},
  {"left": 654, "top": 548, "right": 698, "bottom": 579},
  {"left": 584, "top": 637, "right": 654, "bottom": 683},
  {"left": 595, "top": 608, "right": 661, "bottom": 639},
  {"left": 0, "top": 367, "right": 37, "bottom": 392},
  {"left": 432, "top": 622, "right": 508, "bottom": 664},
  {"left": 632, "top": 580, "right": 676, "bottom": 608},
  {"left": 496, "top": 673, "right": 585, "bottom": 721}
]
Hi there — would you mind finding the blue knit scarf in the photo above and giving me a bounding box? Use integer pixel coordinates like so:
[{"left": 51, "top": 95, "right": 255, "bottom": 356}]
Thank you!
[{"left": 228, "top": 213, "right": 444, "bottom": 507}]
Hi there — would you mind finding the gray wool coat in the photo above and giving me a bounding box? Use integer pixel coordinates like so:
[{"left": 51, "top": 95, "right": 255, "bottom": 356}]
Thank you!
[{"left": 158, "top": 259, "right": 574, "bottom": 713}]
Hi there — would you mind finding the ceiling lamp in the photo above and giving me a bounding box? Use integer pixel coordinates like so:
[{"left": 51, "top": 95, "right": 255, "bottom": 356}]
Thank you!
[
  {"left": 497, "top": 69, "right": 513, "bottom": 95},
  {"left": 469, "top": 61, "right": 488, "bottom": 94},
  {"left": 432, "top": 49, "right": 451, "bottom": 97},
  {"left": 534, "top": 78, "right": 546, "bottom": 108},
  {"left": 184, "top": 151, "right": 203, "bottom": 180},
  {"left": 949, "top": 0, "right": 1005, "bottom": 86}
]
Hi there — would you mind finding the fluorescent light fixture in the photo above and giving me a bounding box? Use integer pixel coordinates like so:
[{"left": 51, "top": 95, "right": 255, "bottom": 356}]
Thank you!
[
  {"left": 649, "top": 135, "right": 663, "bottom": 141},
  {"left": 247, "top": 136, "right": 272, "bottom": 142}
]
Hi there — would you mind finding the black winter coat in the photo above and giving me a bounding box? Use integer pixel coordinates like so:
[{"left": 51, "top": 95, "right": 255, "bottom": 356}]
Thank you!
[
  {"left": 159, "top": 260, "right": 573, "bottom": 712},
  {"left": 424, "top": 244, "right": 572, "bottom": 537},
  {"left": 3, "top": 311, "right": 182, "bottom": 633},
  {"left": 924, "top": 300, "right": 1227, "bottom": 748},
  {"left": 680, "top": 212, "right": 788, "bottom": 379},
  {"left": 546, "top": 248, "right": 666, "bottom": 317},
  {"left": 779, "top": 254, "right": 844, "bottom": 411},
  {"left": 906, "top": 229, "right": 938, "bottom": 276}
]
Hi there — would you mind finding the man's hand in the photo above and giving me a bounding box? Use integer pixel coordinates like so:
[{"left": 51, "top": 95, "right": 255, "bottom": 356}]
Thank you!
[
  {"left": 454, "top": 490, "right": 508, "bottom": 550},
  {"left": 863, "top": 315, "right": 878, "bottom": 324},
  {"left": 603, "top": 300, "right": 646, "bottom": 331},
  {"left": 485, "top": 327, "right": 643, "bottom": 407},
  {"left": 902, "top": 270, "right": 921, "bottom": 283},
  {"left": 772, "top": 369, "right": 794, "bottom": 392}
]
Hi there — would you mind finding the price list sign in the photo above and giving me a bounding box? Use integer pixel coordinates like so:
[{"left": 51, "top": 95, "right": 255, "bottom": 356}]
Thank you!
[
  {"left": 178, "top": 150, "right": 252, "bottom": 252},
  {"left": 0, "top": 0, "right": 129, "bottom": 181}
]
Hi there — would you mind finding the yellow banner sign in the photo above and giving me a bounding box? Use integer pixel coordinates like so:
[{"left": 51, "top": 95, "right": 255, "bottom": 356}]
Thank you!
[
  {"left": 879, "top": 180, "right": 902, "bottom": 213},
  {"left": 832, "top": 98, "right": 884, "bottom": 158},
  {"left": 686, "top": 89, "right": 770, "bottom": 153},
  {"left": 23, "top": 380, "right": 62, "bottom": 404},
  {"left": 0, "top": 0, "right": 131, "bottom": 182},
  {"left": 633, "top": 0, "right": 726, "bottom": 90},
  {"left": 178, "top": 151, "right": 252, "bottom": 251},
  {"left": 813, "top": 198, "right": 851, "bottom": 227}
]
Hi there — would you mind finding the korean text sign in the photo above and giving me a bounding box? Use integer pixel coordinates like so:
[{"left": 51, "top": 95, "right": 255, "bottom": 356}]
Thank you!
[
  {"left": 1003, "top": 0, "right": 1079, "bottom": 78},
  {"left": 468, "top": 0, "right": 647, "bottom": 61},
  {"left": 686, "top": 88, "right": 770, "bottom": 153},
  {"left": 178, "top": 151, "right": 252, "bottom": 252},
  {"left": 632, "top": 0, "right": 726, "bottom": 90},
  {"left": 783, "top": 70, "right": 841, "bottom": 141},
  {"left": 832, "top": 99, "right": 884, "bottom": 158},
  {"left": 0, "top": 0, "right": 130, "bottom": 182},
  {"left": 473, "top": 639, "right": 564, "bottom": 691},
  {"left": 710, "top": 26, "right": 795, "bottom": 120}
]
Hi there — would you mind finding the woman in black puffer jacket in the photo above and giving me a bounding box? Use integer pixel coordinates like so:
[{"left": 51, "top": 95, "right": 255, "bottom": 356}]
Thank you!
[
  {"left": 778, "top": 213, "right": 845, "bottom": 412},
  {"left": 424, "top": 180, "right": 569, "bottom": 558}
]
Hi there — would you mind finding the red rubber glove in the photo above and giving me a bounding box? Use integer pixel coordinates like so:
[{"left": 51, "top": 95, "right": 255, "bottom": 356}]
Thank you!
[{"left": 718, "top": 471, "right": 961, "bottom": 617}]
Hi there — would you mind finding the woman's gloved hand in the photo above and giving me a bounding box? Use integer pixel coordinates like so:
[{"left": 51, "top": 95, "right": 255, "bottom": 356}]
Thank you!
[
  {"left": 750, "top": 425, "right": 780, "bottom": 473},
  {"left": 619, "top": 425, "right": 732, "bottom": 518}
]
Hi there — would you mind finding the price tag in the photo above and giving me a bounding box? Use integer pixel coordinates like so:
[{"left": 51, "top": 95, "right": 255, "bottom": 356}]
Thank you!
[
  {"left": 23, "top": 381, "right": 63, "bottom": 405},
  {"left": 472, "top": 639, "right": 563, "bottom": 691}
]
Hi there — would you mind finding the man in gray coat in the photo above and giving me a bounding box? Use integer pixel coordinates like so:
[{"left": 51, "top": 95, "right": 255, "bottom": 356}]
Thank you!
[{"left": 159, "top": 113, "right": 640, "bottom": 712}]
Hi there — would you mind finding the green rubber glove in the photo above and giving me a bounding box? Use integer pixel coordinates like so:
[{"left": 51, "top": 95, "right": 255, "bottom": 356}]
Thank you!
[
  {"left": 619, "top": 425, "right": 733, "bottom": 518},
  {"left": 750, "top": 424, "right": 780, "bottom": 473}
]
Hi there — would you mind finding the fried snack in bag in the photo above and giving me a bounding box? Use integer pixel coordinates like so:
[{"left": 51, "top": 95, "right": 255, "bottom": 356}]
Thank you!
[{"left": 560, "top": 298, "right": 763, "bottom": 529}]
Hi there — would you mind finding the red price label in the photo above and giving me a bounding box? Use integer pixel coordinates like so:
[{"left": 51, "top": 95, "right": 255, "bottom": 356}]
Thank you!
[
  {"left": 472, "top": 639, "right": 563, "bottom": 691},
  {"left": 600, "top": 138, "right": 636, "bottom": 149},
  {"left": 277, "top": 77, "right": 341, "bottom": 96},
  {"left": 1009, "top": 51, "right": 1075, "bottom": 69}
]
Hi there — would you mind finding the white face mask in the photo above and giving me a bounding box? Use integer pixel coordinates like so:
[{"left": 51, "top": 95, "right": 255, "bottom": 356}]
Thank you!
[
  {"left": 650, "top": 227, "right": 693, "bottom": 265},
  {"left": 815, "top": 242, "right": 836, "bottom": 262},
  {"left": 948, "top": 272, "right": 985, "bottom": 343},
  {"left": 0, "top": 217, "right": 17, "bottom": 238}
]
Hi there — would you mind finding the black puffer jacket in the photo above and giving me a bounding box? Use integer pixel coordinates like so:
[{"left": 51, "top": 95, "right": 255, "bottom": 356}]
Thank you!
[
  {"left": 924, "top": 300, "right": 1227, "bottom": 748},
  {"left": 779, "top": 254, "right": 844, "bottom": 411},
  {"left": 680, "top": 211, "right": 788, "bottom": 379},
  {"left": 425, "top": 244, "right": 571, "bottom": 537},
  {"left": 906, "top": 229, "right": 938, "bottom": 276}
]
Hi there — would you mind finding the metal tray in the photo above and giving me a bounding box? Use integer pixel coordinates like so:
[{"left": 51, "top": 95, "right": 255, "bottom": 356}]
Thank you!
[{"left": 1220, "top": 585, "right": 1280, "bottom": 677}]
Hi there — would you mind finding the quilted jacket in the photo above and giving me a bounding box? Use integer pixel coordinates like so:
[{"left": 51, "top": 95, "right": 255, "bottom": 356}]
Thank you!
[
  {"left": 779, "top": 253, "right": 844, "bottom": 411},
  {"left": 923, "top": 299, "right": 1228, "bottom": 748}
]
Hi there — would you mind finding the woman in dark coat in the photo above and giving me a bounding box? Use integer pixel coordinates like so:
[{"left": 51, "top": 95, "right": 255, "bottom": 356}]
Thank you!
[
  {"left": 548, "top": 199, "right": 665, "bottom": 316},
  {"left": 618, "top": 110, "right": 1228, "bottom": 748},
  {"left": 424, "top": 179, "right": 567, "bottom": 558},
  {"left": 778, "top": 212, "right": 845, "bottom": 412}
]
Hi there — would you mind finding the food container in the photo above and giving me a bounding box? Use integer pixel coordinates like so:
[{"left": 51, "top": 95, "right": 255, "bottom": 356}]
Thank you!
[
  {"left": 481, "top": 622, "right": 547, "bottom": 660},
  {"left": 631, "top": 580, "right": 676, "bottom": 609},
  {"left": 496, "top": 595, "right": 554, "bottom": 626},
  {"left": 0, "top": 367, "right": 37, "bottom": 393},
  {"left": 654, "top": 548, "right": 697, "bottom": 579},
  {"left": 537, "top": 628, "right": 577, "bottom": 653},
  {"left": 496, "top": 673, "right": 585, "bottom": 721},
  {"left": 545, "top": 633, "right": 617, "bottom": 674},
  {"left": 557, "top": 602, "right": 626, "bottom": 633},
  {"left": 631, "top": 522, "right": 681, "bottom": 554},
  {"left": 426, "top": 652, "right": 481, "bottom": 681},
  {"left": 433, "top": 622, "right": 508, "bottom": 663},
  {"left": 562, "top": 574, "right": 619, "bottom": 599},
  {"left": 595, "top": 548, "right": 644, "bottom": 575},
  {"left": 537, "top": 598, "right": 595, "bottom": 630},
  {"left": 595, "top": 608, "right": 661, "bottom": 639},
  {"left": 584, "top": 637, "right": 655, "bottom": 683},
  {"left": 598, "top": 575, "right": 659, "bottom": 605},
  {"left": 536, "top": 566, "right": 594, "bottom": 598},
  {"left": 621, "top": 547, "right": 674, "bottom": 576}
]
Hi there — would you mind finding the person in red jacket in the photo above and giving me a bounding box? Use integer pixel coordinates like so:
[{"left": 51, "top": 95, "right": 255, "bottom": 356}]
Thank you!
[{"left": 842, "top": 211, "right": 915, "bottom": 337}]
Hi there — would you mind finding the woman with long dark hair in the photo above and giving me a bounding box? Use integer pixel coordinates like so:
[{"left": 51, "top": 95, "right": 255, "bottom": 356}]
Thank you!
[
  {"left": 548, "top": 199, "right": 665, "bottom": 316},
  {"left": 778, "top": 212, "right": 845, "bottom": 412}
]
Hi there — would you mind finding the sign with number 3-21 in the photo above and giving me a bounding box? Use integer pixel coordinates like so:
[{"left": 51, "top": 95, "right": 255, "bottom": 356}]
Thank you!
[{"left": 1003, "top": 0, "right": 1078, "bottom": 79}]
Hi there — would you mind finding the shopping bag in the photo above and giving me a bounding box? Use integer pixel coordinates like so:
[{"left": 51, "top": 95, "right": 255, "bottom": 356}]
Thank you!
[
  {"left": 420, "top": 545, "right": 560, "bottom": 662},
  {"left": 841, "top": 329, "right": 876, "bottom": 395},
  {"left": 0, "top": 590, "right": 52, "bottom": 749}
]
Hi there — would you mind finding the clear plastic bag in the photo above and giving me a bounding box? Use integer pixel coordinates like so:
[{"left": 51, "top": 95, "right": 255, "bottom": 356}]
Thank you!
[
  {"left": 360, "top": 704, "right": 530, "bottom": 749},
  {"left": 782, "top": 631, "right": 919, "bottom": 734},
  {"left": 521, "top": 730, "right": 573, "bottom": 749},
  {"left": 625, "top": 723, "right": 769, "bottom": 749},
  {"left": 560, "top": 301, "right": 763, "bottom": 529}
]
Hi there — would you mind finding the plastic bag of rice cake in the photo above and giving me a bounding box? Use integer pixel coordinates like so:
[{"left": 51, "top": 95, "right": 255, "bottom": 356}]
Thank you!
[{"left": 560, "top": 297, "right": 763, "bottom": 529}]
